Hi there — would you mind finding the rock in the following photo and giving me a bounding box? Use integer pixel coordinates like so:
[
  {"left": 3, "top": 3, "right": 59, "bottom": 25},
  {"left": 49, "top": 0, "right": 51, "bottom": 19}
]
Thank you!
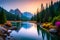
[
  {"left": 0, "top": 27, "right": 8, "bottom": 34},
  {"left": 0, "top": 26, "right": 7, "bottom": 31},
  {"left": 3, "top": 24, "right": 17, "bottom": 30},
  {"left": 0, "top": 36, "right": 4, "bottom": 40},
  {"left": 9, "top": 26, "right": 17, "bottom": 30},
  {"left": 49, "top": 29, "right": 57, "bottom": 35},
  {"left": 8, "top": 30, "right": 12, "bottom": 33},
  {"left": 49, "top": 29, "right": 57, "bottom": 32}
]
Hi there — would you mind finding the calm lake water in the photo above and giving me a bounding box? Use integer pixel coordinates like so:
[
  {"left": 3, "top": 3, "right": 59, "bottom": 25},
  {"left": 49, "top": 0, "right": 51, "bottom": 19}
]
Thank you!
[{"left": 10, "top": 22, "right": 56, "bottom": 40}]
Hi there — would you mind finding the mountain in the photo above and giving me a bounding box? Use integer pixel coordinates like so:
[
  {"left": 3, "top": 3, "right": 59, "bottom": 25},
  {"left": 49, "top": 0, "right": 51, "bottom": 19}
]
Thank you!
[
  {"left": 0, "top": 7, "right": 20, "bottom": 21},
  {"left": 0, "top": 7, "right": 3, "bottom": 11},
  {"left": 15, "top": 8, "right": 22, "bottom": 15},
  {"left": 10, "top": 9, "right": 33, "bottom": 21},
  {"left": 9, "top": 9, "right": 15, "bottom": 14},
  {"left": 10, "top": 8, "right": 22, "bottom": 15},
  {"left": 0, "top": 7, "right": 33, "bottom": 21},
  {"left": 23, "top": 12, "right": 33, "bottom": 20}
]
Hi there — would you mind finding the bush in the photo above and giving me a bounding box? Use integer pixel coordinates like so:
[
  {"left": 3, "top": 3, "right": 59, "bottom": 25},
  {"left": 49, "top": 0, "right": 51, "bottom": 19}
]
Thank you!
[{"left": 52, "top": 15, "right": 60, "bottom": 25}]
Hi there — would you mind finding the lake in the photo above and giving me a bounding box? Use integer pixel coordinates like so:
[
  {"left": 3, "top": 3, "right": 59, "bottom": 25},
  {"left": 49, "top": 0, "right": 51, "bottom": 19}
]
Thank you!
[{"left": 9, "top": 21, "right": 57, "bottom": 40}]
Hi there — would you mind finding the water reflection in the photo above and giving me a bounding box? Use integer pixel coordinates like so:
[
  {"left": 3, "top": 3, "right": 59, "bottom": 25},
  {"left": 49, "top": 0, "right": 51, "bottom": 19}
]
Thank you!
[
  {"left": 21, "top": 22, "right": 33, "bottom": 29},
  {"left": 10, "top": 22, "right": 38, "bottom": 40},
  {"left": 10, "top": 22, "right": 56, "bottom": 40},
  {"left": 37, "top": 24, "right": 57, "bottom": 40}
]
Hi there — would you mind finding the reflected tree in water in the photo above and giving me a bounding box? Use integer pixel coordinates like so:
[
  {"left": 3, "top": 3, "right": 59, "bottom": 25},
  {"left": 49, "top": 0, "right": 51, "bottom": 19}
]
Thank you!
[{"left": 37, "top": 24, "right": 57, "bottom": 40}]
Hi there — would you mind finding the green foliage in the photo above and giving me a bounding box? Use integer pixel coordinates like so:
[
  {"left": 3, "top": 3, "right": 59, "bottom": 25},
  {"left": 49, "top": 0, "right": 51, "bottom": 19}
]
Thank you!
[
  {"left": 0, "top": 7, "right": 21, "bottom": 21},
  {"left": 31, "top": 15, "right": 37, "bottom": 21},
  {"left": 5, "top": 13, "right": 20, "bottom": 21},
  {"left": 52, "top": 15, "right": 60, "bottom": 25},
  {"left": 0, "top": 9, "right": 7, "bottom": 24},
  {"left": 37, "top": 24, "right": 57, "bottom": 40},
  {"left": 0, "top": 7, "right": 32, "bottom": 21},
  {"left": 48, "top": 17, "right": 52, "bottom": 22},
  {"left": 31, "top": 1, "right": 60, "bottom": 23}
]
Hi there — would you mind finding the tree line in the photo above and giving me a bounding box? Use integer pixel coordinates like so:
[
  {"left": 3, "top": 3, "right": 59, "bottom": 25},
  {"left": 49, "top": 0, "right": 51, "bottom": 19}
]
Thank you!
[
  {"left": 0, "top": 7, "right": 20, "bottom": 24},
  {"left": 31, "top": 1, "right": 60, "bottom": 24}
]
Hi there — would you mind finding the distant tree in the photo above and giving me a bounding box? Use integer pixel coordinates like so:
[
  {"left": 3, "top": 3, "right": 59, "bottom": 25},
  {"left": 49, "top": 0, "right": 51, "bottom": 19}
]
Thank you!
[
  {"left": 56, "top": 1, "right": 60, "bottom": 16},
  {"left": 31, "top": 1, "right": 60, "bottom": 23},
  {"left": 0, "top": 9, "right": 7, "bottom": 24},
  {"left": 49, "top": 1, "right": 55, "bottom": 19},
  {"left": 16, "top": 15, "right": 20, "bottom": 21}
]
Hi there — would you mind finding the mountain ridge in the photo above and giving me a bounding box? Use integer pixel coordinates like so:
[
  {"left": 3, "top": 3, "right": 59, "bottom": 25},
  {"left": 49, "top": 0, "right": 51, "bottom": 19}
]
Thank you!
[{"left": 9, "top": 8, "right": 33, "bottom": 21}]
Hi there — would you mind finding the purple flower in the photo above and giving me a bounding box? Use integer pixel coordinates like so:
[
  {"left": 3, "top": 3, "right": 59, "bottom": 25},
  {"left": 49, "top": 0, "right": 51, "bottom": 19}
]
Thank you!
[{"left": 55, "top": 21, "right": 60, "bottom": 28}]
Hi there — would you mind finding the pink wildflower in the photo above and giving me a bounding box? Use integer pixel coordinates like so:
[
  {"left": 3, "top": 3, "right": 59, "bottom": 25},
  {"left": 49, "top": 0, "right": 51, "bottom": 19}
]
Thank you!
[{"left": 55, "top": 21, "right": 60, "bottom": 28}]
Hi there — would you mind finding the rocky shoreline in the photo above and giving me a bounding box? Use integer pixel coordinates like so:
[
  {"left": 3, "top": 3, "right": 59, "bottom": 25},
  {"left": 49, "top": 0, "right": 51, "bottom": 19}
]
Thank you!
[{"left": 0, "top": 23, "right": 17, "bottom": 40}]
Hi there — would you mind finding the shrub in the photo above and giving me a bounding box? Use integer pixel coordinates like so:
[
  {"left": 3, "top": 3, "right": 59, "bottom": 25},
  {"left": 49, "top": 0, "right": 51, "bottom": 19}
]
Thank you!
[{"left": 52, "top": 15, "right": 60, "bottom": 25}]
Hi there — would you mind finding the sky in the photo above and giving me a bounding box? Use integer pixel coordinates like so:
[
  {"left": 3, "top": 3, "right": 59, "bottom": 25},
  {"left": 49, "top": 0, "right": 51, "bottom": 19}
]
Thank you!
[{"left": 0, "top": 0, "right": 58, "bottom": 14}]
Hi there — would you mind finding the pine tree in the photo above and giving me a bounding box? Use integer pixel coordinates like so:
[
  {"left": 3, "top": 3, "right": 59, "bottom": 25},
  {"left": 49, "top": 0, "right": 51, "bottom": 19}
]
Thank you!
[
  {"left": 49, "top": 0, "right": 55, "bottom": 18},
  {"left": 0, "top": 9, "right": 7, "bottom": 24},
  {"left": 41, "top": 3, "right": 44, "bottom": 11}
]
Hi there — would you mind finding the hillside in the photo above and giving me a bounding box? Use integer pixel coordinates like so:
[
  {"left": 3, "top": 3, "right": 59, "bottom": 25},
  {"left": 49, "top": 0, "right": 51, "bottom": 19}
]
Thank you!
[{"left": 0, "top": 7, "right": 20, "bottom": 21}]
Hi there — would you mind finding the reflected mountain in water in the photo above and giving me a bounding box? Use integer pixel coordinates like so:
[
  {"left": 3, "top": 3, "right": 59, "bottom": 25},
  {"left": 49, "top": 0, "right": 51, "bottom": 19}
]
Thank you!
[
  {"left": 10, "top": 22, "right": 38, "bottom": 40},
  {"left": 21, "top": 22, "right": 33, "bottom": 29},
  {"left": 10, "top": 22, "right": 57, "bottom": 40}
]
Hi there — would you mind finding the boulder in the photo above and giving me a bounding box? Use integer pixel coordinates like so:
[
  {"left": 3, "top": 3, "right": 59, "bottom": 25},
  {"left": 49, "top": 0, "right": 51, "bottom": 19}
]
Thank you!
[
  {"left": 9, "top": 26, "right": 17, "bottom": 30},
  {"left": 49, "top": 29, "right": 57, "bottom": 35}
]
